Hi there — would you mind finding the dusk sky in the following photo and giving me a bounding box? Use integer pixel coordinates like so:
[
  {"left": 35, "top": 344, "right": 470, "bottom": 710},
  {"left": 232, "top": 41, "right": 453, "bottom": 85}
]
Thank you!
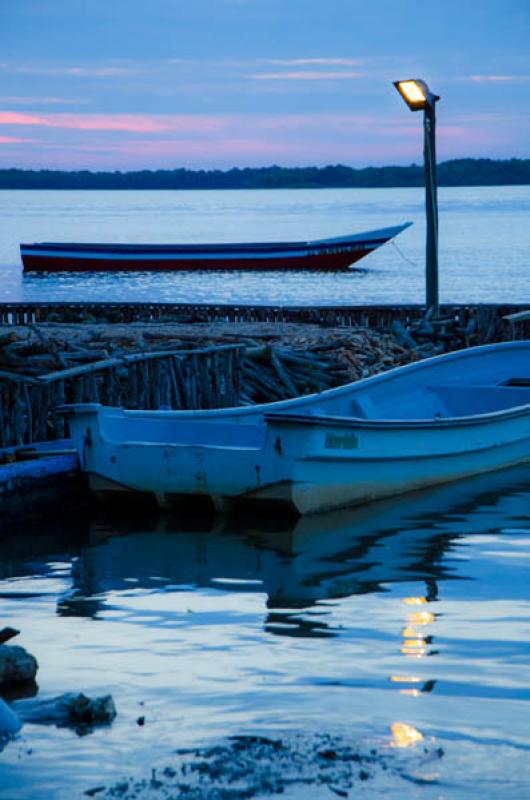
[{"left": 1, "top": 0, "right": 530, "bottom": 170}]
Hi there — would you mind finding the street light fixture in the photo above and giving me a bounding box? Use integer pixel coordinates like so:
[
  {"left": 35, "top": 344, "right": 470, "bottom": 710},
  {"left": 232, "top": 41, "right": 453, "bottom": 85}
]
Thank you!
[{"left": 394, "top": 79, "right": 440, "bottom": 315}]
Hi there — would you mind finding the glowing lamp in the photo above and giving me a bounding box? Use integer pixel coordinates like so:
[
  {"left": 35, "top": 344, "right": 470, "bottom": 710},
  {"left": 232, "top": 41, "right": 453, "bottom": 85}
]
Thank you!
[{"left": 393, "top": 79, "right": 438, "bottom": 111}]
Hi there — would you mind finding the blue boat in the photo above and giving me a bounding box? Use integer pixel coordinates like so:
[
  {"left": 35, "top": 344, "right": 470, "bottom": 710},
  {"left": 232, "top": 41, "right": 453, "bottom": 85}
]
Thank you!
[{"left": 63, "top": 341, "right": 530, "bottom": 515}]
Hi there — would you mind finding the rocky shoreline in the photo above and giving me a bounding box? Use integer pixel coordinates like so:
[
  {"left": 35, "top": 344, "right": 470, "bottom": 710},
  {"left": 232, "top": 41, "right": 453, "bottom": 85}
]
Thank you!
[{"left": 87, "top": 729, "right": 443, "bottom": 799}]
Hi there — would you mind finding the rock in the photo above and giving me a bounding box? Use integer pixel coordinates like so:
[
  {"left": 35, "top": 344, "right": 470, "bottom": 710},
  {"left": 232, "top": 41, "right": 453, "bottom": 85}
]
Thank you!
[
  {"left": 0, "top": 627, "right": 19, "bottom": 645},
  {"left": 0, "top": 678, "right": 38, "bottom": 703},
  {"left": 0, "top": 644, "right": 38, "bottom": 686},
  {"left": 17, "top": 692, "right": 116, "bottom": 730},
  {"left": 84, "top": 786, "right": 106, "bottom": 797}
]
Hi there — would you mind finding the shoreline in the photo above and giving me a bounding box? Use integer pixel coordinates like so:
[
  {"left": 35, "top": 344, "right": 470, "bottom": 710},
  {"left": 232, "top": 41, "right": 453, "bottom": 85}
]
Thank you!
[{"left": 1, "top": 158, "right": 530, "bottom": 191}]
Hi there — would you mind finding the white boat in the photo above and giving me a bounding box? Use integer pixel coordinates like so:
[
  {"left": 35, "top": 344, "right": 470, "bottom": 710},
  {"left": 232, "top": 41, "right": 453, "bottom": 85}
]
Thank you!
[{"left": 63, "top": 341, "right": 530, "bottom": 515}]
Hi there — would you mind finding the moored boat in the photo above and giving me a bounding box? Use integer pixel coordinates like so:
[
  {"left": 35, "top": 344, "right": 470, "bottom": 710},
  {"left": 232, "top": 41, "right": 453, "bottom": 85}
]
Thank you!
[
  {"left": 21, "top": 222, "right": 411, "bottom": 272},
  {"left": 62, "top": 341, "right": 530, "bottom": 515}
]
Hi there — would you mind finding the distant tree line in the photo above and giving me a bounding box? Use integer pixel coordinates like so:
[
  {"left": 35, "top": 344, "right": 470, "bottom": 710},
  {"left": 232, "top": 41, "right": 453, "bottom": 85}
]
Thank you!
[{"left": 0, "top": 158, "right": 529, "bottom": 189}]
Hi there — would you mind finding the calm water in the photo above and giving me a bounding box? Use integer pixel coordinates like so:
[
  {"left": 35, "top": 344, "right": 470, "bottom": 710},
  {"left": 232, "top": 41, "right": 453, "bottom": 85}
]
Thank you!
[
  {"left": 1, "top": 467, "right": 530, "bottom": 798},
  {"left": 0, "top": 186, "right": 529, "bottom": 305}
]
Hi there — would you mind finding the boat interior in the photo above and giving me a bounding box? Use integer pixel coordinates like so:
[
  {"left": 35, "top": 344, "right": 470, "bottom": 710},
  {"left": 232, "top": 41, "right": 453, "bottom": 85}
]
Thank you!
[
  {"left": 89, "top": 344, "right": 530, "bottom": 448},
  {"left": 349, "top": 379, "right": 530, "bottom": 420}
]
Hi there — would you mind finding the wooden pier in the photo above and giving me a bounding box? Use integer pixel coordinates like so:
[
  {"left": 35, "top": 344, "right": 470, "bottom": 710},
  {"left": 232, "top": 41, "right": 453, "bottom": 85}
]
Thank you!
[{"left": 0, "top": 300, "right": 529, "bottom": 334}]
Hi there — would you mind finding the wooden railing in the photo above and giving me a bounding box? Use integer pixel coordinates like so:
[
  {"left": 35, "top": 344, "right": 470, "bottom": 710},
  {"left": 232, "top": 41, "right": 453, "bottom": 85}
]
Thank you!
[
  {"left": 0, "top": 345, "right": 241, "bottom": 447},
  {"left": 0, "top": 301, "right": 529, "bottom": 331}
]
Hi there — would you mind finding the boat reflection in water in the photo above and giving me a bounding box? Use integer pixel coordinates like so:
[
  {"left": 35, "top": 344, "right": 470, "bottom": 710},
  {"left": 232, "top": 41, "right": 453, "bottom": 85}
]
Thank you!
[{"left": 58, "top": 464, "right": 530, "bottom": 642}]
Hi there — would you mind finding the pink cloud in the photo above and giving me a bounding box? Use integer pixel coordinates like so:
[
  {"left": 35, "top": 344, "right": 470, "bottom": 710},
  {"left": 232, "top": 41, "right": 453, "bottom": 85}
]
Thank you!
[
  {"left": 22, "top": 135, "right": 427, "bottom": 170},
  {"left": 51, "top": 115, "right": 168, "bottom": 133},
  {"left": 0, "top": 111, "right": 164, "bottom": 132},
  {"left": 0, "top": 112, "right": 231, "bottom": 134},
  {"left": 0, "top": 112, "right": 48, "bottom": 126},
  {"left": 0, "top": 135, "right": 35, "bottom": 143},
  {"left": 251, "top": 113, "right": 403, "bottom": 131},
  {"left": 1, "top": 109, "right": 529, "bottom": 170},
  {"left": 65, "top": 138, "right": 297, "bottom": 157}
]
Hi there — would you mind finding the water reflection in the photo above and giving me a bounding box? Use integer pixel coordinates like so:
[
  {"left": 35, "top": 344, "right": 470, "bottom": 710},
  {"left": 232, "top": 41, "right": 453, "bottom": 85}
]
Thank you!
[
  {"left": 59, "top": 507, "right": 450, "bottom": 629},
  {"left": 390, "top": 721, "right": 425, "bottom": 748},
  {"left": 0, "top": 515, "right": 87, "bottom": 585},
  {"left": 1, "top": 466, "right": 528, "bottom": 626},
  {"left": 1, "top": 465, "right": 530, "bottom": 799},
  {"left": 46, "top": 465, "right": 530, "bottom": 644}
]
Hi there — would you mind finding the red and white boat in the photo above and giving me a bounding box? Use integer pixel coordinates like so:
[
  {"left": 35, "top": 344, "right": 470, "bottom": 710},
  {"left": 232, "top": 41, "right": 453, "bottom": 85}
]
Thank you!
[{"left": 20, "top": 222, "right": 411, "bottom": 272}]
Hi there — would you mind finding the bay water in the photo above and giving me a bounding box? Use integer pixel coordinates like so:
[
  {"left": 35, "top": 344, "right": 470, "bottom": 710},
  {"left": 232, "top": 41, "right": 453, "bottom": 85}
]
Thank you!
[
  {"left": 1, "top": 466, "right": 530, "bottom": 798},
  {"left": 0, "top": 185, "right": 529, "bottom": 305},
  {"left": 0, "top": 186, "right": 529, "bottom": 798}
]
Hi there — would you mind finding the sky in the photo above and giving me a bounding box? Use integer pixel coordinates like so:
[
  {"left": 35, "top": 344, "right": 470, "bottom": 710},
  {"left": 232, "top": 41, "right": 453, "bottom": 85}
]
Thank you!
[{"left": 0, "top": 0, "right": 529, "bottom": 171}]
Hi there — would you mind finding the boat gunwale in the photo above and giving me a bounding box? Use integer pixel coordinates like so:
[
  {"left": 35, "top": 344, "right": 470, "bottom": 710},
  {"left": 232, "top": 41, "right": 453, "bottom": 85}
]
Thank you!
[
  {"left": 303, "top": 439, "right": 530, "bottom": 463},
  {"left": 20, "top": 222, "right": 413, "bottom": 256},
  {"left": 265, "top": 401, "right": 530, "bottom": 430}
]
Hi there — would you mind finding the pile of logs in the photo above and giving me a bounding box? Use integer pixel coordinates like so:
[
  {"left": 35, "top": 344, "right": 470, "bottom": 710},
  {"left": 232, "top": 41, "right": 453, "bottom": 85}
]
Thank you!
[
  {"left": 238, "top": 331, "right": 414, "bottom": 403},
  {"left": 0, "top": 306, "right": 520, "bottom": 448},
  {"left": 390, "top": 305, "right": 513, "bottom": 354}
]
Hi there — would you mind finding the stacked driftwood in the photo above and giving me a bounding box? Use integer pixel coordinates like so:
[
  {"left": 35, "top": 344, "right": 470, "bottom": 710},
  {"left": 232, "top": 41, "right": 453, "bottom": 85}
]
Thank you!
[
  {"left": 390, "top": 304, "right": 514, "bottom": 354},
  {"left": 239, "top": 330, "right": 415, "bottom": 403},
  {"left": 0, "top": 307, "right": 519, "bottom": 448}
]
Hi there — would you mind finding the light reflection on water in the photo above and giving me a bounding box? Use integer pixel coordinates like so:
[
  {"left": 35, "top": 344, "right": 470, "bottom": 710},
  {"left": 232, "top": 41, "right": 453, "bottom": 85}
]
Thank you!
[
  {"left": 1, "top": 185, "right": 530, "bottom": 304},
  {"left": 0, "top": 465, "right": 529, "bottom": 798}
]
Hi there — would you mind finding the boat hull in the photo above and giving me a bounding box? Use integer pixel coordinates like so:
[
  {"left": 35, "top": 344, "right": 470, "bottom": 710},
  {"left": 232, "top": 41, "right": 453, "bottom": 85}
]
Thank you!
[
  {"left": 267, "top": 411, "right": 530, "bottom": 514},
  {"left": 62, "top": 341, "right": 530, "bottom": 515},
  {"left": 78, "top": 407, "right": 530, "bottom": 515},
  {"left": 20, "top": 222, "right": 412, "bottom": 273},
  {"left": 20, "top": 248, "right": 372, "bottom": 273}
]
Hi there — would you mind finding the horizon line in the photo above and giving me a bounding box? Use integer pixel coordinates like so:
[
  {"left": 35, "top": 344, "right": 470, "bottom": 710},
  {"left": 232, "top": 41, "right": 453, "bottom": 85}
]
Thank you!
[{"left": 0, "top": 156, "right": 529, "bottom": 174}]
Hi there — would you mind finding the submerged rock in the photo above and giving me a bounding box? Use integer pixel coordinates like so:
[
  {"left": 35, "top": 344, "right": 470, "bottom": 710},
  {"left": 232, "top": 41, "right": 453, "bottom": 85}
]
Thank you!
[
  {"left": 0, "top": 627, "right": 19, "bottom": 645},
  {"left": 17, "top": 692, "right": 116, "bottom": 732},
  {"left": 0, "top": 644, "right": 38, "bottom": 687}
]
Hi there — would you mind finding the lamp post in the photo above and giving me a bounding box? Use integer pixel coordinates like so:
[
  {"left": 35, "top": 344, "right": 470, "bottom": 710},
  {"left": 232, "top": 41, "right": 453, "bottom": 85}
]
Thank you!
[{"left": 394, "top": 79, "right": 440, "bottom": 315}]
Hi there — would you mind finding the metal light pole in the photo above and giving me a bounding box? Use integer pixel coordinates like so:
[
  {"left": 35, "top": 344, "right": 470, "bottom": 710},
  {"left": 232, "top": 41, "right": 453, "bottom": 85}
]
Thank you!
[{"left": 394, "top": 80, "right": 440, "bottom": 315}]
